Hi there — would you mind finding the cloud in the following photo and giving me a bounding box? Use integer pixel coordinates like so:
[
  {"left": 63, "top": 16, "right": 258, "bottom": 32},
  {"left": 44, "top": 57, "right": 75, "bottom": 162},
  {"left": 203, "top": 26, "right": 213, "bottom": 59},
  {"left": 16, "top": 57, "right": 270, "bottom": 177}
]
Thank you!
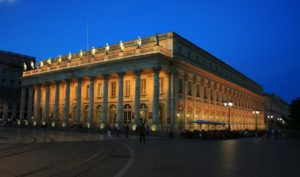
[{"left": 0, "top": 0, "right": 16, "bottom": 3}]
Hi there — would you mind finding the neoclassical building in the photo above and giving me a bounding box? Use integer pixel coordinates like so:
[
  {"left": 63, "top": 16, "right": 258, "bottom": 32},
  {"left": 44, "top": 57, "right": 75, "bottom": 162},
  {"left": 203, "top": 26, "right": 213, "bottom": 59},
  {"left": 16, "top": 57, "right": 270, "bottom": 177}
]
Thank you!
[{"left": 21, "top": 32, "right": 265, "bottom": 132}]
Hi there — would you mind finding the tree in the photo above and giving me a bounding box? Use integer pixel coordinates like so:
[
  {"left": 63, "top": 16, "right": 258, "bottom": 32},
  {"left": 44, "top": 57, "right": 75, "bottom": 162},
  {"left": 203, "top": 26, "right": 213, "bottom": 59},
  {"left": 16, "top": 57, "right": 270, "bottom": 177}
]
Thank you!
[{"left": 290, "top": 98, "right": 300, "bottom": 129}]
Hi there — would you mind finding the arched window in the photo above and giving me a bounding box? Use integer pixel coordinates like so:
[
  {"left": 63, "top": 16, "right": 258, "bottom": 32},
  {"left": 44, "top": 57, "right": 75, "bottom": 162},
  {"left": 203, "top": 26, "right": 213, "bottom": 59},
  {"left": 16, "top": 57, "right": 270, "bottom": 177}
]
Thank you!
[
  {"left": 140, "top": 103, "right": 148, "bottom": 123},
  {"left": 109, "top": 104, "right": 117, "bottom": 124},
  {"left": 96, "top": 105, "right": 102, "bottom": 126},
  {"left": 83, "top": 105, "right": 89, "bottom": 123},
  {"left": 123, "top": 104, "right": 131, "bottom": 124},
  {"left": 72, "top": 106, "right": 76, "bottom": 122}
]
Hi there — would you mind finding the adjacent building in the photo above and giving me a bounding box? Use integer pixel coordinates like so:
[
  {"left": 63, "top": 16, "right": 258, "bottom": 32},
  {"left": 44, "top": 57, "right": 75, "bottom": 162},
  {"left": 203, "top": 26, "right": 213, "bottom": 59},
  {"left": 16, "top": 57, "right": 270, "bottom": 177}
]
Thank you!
[
  {"left": 264, "top": 93, "right": 290, "bottom": 129},
  {"left": 0, "top": 50, "right": 35, "bottom": 124},
  {"left": 21, "top": 32, "right": 265, "bottom": 132}
]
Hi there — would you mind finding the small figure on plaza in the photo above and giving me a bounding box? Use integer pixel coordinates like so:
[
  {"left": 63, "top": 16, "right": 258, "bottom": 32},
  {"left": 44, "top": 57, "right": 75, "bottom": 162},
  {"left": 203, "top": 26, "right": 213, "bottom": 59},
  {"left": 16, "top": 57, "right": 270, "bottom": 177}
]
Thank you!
[
  {"left": 139, "top": 123, "right": 146, "bottom": 144},
  {"left": 125, "top": 123, "right": 130, "bottom": 139}
]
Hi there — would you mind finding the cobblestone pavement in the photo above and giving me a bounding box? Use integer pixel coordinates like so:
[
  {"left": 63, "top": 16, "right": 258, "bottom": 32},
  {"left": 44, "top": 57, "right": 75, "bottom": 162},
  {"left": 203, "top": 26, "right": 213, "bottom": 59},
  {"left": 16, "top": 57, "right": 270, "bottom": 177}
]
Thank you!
[{"left": 0, "top": 128, "right": 299, "bottom": 177}]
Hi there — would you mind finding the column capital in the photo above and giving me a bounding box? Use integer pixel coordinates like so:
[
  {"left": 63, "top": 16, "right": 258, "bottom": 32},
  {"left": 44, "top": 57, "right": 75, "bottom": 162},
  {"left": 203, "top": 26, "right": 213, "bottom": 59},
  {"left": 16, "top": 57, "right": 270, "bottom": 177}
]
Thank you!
[
  {"left": 134, "top": 69, "right": 142, "bottom": 75},
  {"left": 65, "top": 79, "right": 72, "bottom": 84},
  {"left": 102, "top": 74, "right": 110, "bottom": 79},
  {"left": 54, "top": 80, "right": 61, "bottom": 85},
  {"left": 152, "top": 67, "right": 161, "bottom": 73},
  {"left": 87, "top": 76, "right": 96, "bottom": 81},
  {"left": 44, "top": 82, "right": 51, "bottom": 86},
  {"left": 117, "top": 72, "right": 125, "bottom": 78},
  {"left": 76, "top": 77, "right": 83, "bottom": 83}
]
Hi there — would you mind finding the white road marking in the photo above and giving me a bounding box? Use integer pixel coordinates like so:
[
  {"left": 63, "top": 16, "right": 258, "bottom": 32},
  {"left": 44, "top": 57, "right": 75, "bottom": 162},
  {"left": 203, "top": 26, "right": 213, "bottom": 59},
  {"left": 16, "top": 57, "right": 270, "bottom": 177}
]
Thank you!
[{"left": 114, "top": 142, "right": 135, "bottom": 177}]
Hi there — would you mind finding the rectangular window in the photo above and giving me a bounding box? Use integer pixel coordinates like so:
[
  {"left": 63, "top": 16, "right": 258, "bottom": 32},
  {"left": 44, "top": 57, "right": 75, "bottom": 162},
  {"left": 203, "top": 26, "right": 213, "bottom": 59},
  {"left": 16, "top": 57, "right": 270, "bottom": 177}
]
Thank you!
[
  {"left": 86, "top": 85, "right": 90, "bottom": 98},
  {"left": 178, "top": 79, "right": 183, "bottom": 94},
  {"left": 159, "top": 77, "right": 163, "bottom": 94},
  {"left": 187, "top": 51, "right": 191, "bottom": 58},
  {"left": 188, "top": 82, "right": 192, "bottom": 96},
  {"left": 111, "top": 82, "right": 116, "bottom": 97},
  {"left": 98, "top": 83, "right": 103, "bottom": 97},
  {"left": 196, "top": 84, "right": 200, "bottom": 97},
  {"left": 125, "top": 80, "right": 130, "bottom": 96},
  {"left": 75, "top": 85, "right": 78, "bottom": 99},
  {"left": 210, "top": 89, "right": 214, "bottom": 101},
  {"left": 140, "top": 79, "right": 146, "bottom": 95},
  {"left": 204, "top": 87, "right": 207, "bottom": 99}
]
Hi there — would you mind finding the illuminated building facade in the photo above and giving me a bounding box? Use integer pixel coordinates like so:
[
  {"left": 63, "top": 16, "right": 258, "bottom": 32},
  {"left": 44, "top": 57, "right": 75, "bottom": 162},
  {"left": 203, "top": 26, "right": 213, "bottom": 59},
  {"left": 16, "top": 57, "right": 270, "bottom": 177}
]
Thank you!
[{"left": 21, "top": 32, "right": 265, "bottom": 131}]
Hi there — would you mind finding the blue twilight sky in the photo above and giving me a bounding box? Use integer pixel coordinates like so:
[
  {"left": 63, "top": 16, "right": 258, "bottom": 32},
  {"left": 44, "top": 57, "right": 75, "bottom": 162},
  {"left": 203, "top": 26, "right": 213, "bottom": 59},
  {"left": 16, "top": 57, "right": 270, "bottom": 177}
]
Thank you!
[{"left": 0, "top": 0, "right": 299, "bottom": 103}]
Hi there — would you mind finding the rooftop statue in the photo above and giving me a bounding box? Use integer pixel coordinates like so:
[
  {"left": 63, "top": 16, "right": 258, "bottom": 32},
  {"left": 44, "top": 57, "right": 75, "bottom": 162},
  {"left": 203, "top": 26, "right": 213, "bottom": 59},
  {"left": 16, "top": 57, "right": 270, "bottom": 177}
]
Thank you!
[
  {"left": 30, "top": 61, "right": 34, "bottom": 69},
  {"left": 79, "top": 50, "right": 83, "bottom": 59},
  {"left": 57, "top": 55, "right": 62, "bottom": 64},
  {"left": 91, "top": 47, "right": 96, "bottom": 57},
  {"left": 40, "top": 61, "right": 44, "bottom": 67},
  {"left": 155, "top": 32, "right": 159, "bottom": 46},
  {"left": 23, "top": 62, "right": 27, "bottom": 71},
  {"left": 120, "top": 41, "right": 125, "bottom": 51},
  {"left": 105, "top": 43, "right": 110, "bottom": 53},
  {"left": 68, "top": 52, "right": 72, "bottom": 61},
  {"left": 137, "top": 36, "right": 142, "bottom": 48},
  {"left": 47, "top": 57, "right": 52, "bottom": 65}
]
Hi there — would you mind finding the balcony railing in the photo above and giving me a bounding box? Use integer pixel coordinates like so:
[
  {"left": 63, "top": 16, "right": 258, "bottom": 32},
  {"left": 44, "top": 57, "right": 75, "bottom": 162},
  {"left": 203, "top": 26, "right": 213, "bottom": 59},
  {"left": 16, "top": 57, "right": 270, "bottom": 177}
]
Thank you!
[{"left": 23, "top": 45, "right": 172, "bottom": 77}]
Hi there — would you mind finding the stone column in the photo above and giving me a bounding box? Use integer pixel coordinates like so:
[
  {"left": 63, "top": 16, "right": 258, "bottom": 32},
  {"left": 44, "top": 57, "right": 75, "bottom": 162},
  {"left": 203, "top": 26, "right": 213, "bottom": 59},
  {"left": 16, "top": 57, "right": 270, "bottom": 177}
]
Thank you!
[
  {"left": 19, "top": 86, "right": 26, "bottom": 121},
  {"left": 166, "top": 70, "right": 171, "bottom": 130},
  {"left": 102, "top": 75, "right": 109, "bottom": 126},
  {"left": 169, "top": 69, "right": 175, "bottom": 132},
  {"left": 43, "top": 83, "right": 50, "bottom": 123},
  {"left": 63, "top": 80, "right": 71, "bottom": 124},
  {"left": 76, "top": 78, "right": 82, "bottom": 124},
  {"left": 35, "top": 84, "right": 41, "bottom": 121},
  {"left": 27, "top": 86, "right": 33, "bottom": 120},
  {"left": 134, "top": 70, "right": 141, "bottom": 125},
  {"left": 152, "top": 67, "right": 160, "bottom": 125},
  {"left": 54, "top": 81, "right": 60, "bottom": 122},
  {"left": 88, "top": 77, "right": 95, "bottom": 126},
  {"left": 117, "top": 72, "right": 124, "bottom": 126}
]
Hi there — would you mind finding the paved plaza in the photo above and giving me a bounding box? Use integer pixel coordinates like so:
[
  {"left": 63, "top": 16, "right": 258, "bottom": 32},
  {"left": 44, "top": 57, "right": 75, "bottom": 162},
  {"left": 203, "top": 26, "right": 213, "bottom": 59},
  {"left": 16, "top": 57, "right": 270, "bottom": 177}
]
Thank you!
[{"left": 0, "top": 128, "right": 299, "bottom": 177}]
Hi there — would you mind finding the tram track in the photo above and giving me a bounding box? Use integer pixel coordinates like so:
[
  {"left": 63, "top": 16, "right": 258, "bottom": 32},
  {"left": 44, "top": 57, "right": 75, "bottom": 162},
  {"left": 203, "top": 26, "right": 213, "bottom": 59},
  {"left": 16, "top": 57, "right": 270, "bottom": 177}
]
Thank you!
[{"left": 0, "top": 135, "right": 54, "bottom": 158}]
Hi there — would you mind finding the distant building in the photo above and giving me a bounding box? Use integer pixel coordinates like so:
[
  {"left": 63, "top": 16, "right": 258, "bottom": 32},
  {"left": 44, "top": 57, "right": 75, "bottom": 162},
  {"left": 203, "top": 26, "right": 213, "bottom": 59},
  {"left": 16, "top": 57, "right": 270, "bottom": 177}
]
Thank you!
[
  {"left": 264, "top": 93, "right": 290, "bottom": 129},
  {"left": 0, "top": 50, "right": 35, "bottom": 124},
  {"left": 22, "top": 32, "right": 265, "bottom": 132}
]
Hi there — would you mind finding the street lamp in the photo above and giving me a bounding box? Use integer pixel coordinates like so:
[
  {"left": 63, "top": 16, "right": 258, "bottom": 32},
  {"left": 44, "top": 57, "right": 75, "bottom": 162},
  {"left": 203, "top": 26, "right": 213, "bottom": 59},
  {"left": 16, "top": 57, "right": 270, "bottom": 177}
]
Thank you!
[
  {"left": 253, "top": 110, "right": 260, "bottom": 132},
  {"left": 224, "top": 101, "right": 233, "bottom": 131},
  {"left": 267, "top": 115, "right": 273, "bottom": 129}
]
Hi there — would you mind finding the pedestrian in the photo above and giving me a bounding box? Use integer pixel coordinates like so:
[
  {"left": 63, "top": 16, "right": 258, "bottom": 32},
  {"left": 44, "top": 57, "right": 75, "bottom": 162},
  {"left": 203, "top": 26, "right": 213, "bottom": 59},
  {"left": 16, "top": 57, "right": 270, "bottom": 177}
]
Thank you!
[
  {"left": 139, "top": 123, "right": 146, "bottom": 144},
  {"left": 107, "top": 125, "right": 112, "bottom": 138},
  {"left": 116, "top": 125, "right": 121, "bottom": 139},
  {"left": 125, "top": 124, "right": 129, "bottom": 139}
]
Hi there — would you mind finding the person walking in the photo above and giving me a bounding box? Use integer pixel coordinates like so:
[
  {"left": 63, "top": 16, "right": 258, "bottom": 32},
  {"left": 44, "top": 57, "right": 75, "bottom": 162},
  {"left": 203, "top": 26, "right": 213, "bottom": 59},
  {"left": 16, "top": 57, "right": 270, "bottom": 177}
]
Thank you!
[
  {"left": 116, "top": 125, "right": 121, "bottom": 139},
  {"left": 125, "top": 124, "right": 129, "bottom": 139},
  {"left": 139, "top": 123, "right": 146, "bottom": 144}
]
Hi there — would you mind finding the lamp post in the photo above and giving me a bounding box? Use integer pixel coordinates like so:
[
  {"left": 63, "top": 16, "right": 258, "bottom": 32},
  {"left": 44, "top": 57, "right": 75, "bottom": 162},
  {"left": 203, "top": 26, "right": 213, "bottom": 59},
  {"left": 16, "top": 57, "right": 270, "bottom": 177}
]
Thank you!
[
  {"left": 267, "top": 115, "right": 273, "bottom": 129},
  {"left": 253, "top": 110, "right": 260, "bottom": 132},
  {"left": 224, "top": 101, "right": 233, "bottom": 131}
]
